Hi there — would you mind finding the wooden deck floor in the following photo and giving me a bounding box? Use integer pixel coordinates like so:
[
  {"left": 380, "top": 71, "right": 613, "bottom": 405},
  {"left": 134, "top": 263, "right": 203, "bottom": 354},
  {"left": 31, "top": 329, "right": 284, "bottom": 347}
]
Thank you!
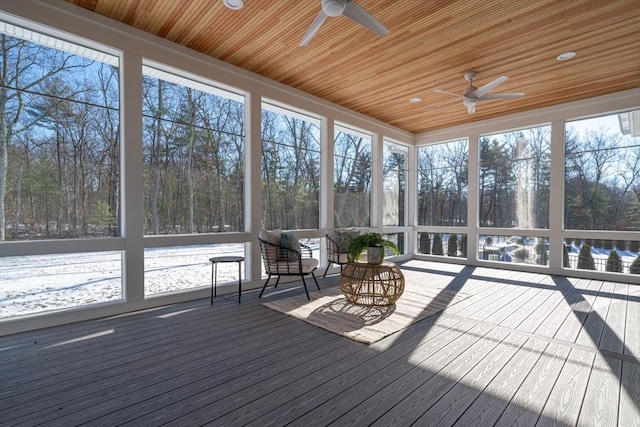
[{"left": 1, "top": 260, "right": 639, "bottom": 426}]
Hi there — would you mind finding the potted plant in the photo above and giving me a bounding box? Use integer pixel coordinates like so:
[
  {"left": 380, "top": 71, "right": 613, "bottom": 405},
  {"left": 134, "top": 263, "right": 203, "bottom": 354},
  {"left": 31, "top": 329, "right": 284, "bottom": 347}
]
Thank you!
[{"left": 347, "top": 232, "right": 400, "bottom": 264}]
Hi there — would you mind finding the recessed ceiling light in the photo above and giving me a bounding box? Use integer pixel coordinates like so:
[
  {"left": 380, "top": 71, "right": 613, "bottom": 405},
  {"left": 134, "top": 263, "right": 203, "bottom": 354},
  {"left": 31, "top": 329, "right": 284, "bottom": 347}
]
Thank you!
[
  {"left": 222, "top": 0, "right": 244, "bottom": 10},
  {"left": 556, "top": 51, "right": 576, "bottom": 61},
  {"left": 409, "top": 97, "right": 422, "bottom": 103}
]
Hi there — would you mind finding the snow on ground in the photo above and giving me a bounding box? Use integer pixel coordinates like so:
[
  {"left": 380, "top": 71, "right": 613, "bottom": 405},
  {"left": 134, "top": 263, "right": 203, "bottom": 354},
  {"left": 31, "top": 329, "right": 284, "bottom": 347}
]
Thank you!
[
  {"left": 0, "top": 241, "right": 320, "bottom": 319},
  {"left": 1, "top": 250, "right": 124, "bottom": 319}
]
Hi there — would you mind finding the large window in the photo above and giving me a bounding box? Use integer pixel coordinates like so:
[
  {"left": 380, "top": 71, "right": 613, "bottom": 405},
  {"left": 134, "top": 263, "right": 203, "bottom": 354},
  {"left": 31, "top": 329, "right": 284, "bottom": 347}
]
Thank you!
[
  {"left": 0, "top": 22, "right": 122, "bottom": 318},
  {"left": 479, "top": 126, "right": 550, "bottom": 228},
  {"left": 334, "top": 127, "right": 372, "bottom": 227},
  {"left": 562, "top": 110, "right": 640, "bottom": 278},
  {"left": 417, "top": 140, "right": 468, "bottom": 226},
  {"left": 142, "top": 66, "right": 244, "bottom": 234},
  {"left": 261, "top": 104, "right": 320, "bottom": 230},
  {"left": 565, "top": 110, "right": 640, "bottom": 231},
  {"left": 383, "top": 142, "right": 408, "bottom": 226},
  {"left": 1, "top": 22, "right": 120, "bottom": 240}
]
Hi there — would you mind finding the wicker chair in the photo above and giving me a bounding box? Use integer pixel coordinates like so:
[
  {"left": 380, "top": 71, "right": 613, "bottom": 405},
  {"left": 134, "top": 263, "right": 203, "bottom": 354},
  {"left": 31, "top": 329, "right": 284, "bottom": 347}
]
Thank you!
[
  {"left": 258, "top": 237, "right": 320, "bottom": 300},
  {"left": 323, "top": 233, "right": 349, "bottom": 277}
]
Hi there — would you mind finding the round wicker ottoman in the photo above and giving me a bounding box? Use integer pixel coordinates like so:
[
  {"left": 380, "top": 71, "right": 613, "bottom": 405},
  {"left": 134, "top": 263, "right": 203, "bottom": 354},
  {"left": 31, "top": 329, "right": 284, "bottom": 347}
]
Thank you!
[{"left": 339, "top": 261, "right": 405, "bottom": 306}]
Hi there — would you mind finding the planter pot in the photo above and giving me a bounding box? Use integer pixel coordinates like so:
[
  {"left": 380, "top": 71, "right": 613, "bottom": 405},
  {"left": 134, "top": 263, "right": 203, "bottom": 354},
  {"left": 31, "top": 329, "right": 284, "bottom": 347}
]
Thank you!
[{"left": 367, "top": 246, "right": 385, "bottom": 264}]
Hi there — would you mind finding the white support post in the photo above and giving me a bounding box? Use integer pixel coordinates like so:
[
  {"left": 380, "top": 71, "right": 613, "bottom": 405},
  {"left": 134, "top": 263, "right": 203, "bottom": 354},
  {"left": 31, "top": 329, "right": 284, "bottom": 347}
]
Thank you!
[
  {"left": 407, "top": 142, "right": 417, "bottom": 253},
  {"left": 371, "top": 131, "right": 383, "bottom": 230},
  {"left": 245, "top": 92, "right": 262, "bottom": 282},
  {"left": 548, "top": 120, "right": 565, "bottom": 272},
  {"left": 320, "top": 117, "right": 335, "bottom": 266},
  {"left": 467, "top": 134, "right": 479, "bottom": 262},
  {"left": 121, "top": 52, "right": 145, "bottom": 302},
  {"left": 320, "top": 117, "right": 335, "bottom": 231}
]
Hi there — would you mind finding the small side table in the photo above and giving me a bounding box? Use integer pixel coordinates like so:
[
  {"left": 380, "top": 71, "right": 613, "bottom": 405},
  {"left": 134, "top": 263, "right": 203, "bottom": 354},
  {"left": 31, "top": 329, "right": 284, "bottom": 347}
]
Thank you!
[
  {"left": 339, "top": 261, "right": 405, "bottom": 306},
  {"left": 210, "top": 256, "right": 244, "bottom": 305}
]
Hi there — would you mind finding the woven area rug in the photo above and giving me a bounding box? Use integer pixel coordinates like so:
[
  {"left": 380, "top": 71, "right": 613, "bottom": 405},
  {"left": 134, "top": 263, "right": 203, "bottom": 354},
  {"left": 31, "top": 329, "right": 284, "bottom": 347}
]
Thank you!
[{"left": 262, "top": 283, "right": 470, "bottom": 344}]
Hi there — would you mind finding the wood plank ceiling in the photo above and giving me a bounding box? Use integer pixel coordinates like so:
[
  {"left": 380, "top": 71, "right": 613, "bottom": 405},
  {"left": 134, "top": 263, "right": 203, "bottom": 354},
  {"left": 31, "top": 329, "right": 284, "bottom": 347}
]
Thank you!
[{"left": 64, "top": 0, "right": 640, "bottom": 134}]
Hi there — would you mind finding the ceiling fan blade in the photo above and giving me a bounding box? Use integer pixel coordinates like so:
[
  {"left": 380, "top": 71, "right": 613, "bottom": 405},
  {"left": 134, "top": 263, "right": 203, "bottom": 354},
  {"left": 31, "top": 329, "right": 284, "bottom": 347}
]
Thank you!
[
  {"left": 478, "top": 92, "right": 524, "bottom": 100},
  {"left": 434, "top": 89, "right": 463, "bottom": 98},
  {"left": 473, "top": 75, "right": 508, "bottom": 98},
  {"left": 300, "top": 11, "right": 328, "bottom": 46},
  {"left": 343, "top": 1, "right": 389, "bottom": 36}
]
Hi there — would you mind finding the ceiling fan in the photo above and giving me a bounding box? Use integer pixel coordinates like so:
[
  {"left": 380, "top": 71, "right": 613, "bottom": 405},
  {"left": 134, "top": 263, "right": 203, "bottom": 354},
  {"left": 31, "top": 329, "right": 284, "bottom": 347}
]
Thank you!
[
  {"left": 434, "top": 72, "right": 524, "bottom": 114},
  {"left": 300, "top": 0, "right": 389, "bottom": 47}
]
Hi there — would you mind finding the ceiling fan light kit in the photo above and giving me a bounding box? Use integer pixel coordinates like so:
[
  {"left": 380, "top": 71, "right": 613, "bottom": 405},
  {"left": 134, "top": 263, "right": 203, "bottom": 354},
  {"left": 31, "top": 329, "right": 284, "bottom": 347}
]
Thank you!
[
  {"left": 222, "top": 0, "right": 243, "bottom": 10},
  {"left": 434, "top": 72, "right": 525, "bottom": 114},
  {"left": 557, "top": 51, "right": 576, "bottom": 61},
  {"left": 300, "top": 0, "right": 389, "bottom": 46},
  {"left": 323, "top": 0, "right": 346, "bottom": 17}
]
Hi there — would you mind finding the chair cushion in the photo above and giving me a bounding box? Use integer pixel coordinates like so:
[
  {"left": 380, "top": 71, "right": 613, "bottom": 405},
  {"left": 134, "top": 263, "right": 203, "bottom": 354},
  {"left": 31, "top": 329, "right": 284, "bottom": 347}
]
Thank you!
[
  {"left": 259, "top": 229, "right": 281, "bottom": 246},
  {"left": 300, "top": 257, "right": 319, "bottom": 273},
  {"left": 280, "top": 231, "right": 301, "bottom": 261},
  {"left": 272, "top": 258, "right": 318, "bottom": 274}
]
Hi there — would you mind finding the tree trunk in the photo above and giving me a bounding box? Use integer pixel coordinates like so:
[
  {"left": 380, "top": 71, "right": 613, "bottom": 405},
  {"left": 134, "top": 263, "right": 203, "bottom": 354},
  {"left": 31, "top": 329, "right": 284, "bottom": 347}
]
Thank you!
[
  {"left": 0, "top": 105, "right": 7, "bottom": 241},
  {"left": 13, "top": 165, "right": 23, "bottom": 238},
  {"left": 0, "top": 50, "right": 8, "bottom": 240},
  {"left": 151, "top": 81, "right": 163, "bottom": 235},
  {"left": 187, "top": 89, "right": 195, "bottom": 233}
]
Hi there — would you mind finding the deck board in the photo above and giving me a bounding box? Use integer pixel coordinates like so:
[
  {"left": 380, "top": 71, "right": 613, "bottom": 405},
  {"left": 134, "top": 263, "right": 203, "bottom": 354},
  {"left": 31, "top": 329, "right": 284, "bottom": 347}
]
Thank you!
[
  {"left": 1, "top": 309, "right": 303, "bottom": 408},
  {"left": 619, "top": 361, "right": 640, "bottom": 427},
  {"left": 536, "top": 348, "right": 595, "bottom": 427},
  {"left": 480, "top": 278, "right": 546, "bottom": 325},
  {"left": 413, "top": 333, "right": 529, "bottom": 426},
  {"left": 370, "top": 327, "right": 507, "bottom": 426},
  {"left": 5, "top": 307, "right": 330, "bottom": 425},
  {"left": 494, "top": 342, "right": 572, "bottom": 426},
  {"left": 245, "top": 321, "right": 484, "bottom": 427},
  {"left": 554, "top": 279, "right": 603, "bottom": 343},
  {"left": 498, "top": 276, "right": 556, "bottom": 330},
  {"left": 625, "top": 284, "right": 640, "bottom": 357},
  {"left": 575, "top": 280, "right": 615, "bottom": 348},
  {"left": 452, "top": 337, "right": 549, "bottom": 426},
  {"left": 578, "top": 355, "right": 622, "bottom": 427},
  {"left": 598, "top": 282, "right": 628, "bottom": 354},
  {"left": 533, "top": 277, "right": 590, "bottom": 339},
  {"left": 85, "top": 329, "right": 355, "bottom": 426},
  {"left": 0, "top": 307, "right": 287, "bottom": 392},
  {"left": 0, "top": 261, "right": 638, "bottom": 427},
  {"left": 281, "top": 319, "right": 478, "bottom": 427}
]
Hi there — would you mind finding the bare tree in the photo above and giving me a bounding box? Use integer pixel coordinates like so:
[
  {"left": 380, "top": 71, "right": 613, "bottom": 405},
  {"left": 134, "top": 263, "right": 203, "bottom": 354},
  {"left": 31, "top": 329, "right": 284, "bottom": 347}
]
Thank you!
[
  {"left": 0, "top": 35, "right": 90, "bottom": 239},
  {"left": 334, "top": 132, "right": 371, "bottom": 227}
]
